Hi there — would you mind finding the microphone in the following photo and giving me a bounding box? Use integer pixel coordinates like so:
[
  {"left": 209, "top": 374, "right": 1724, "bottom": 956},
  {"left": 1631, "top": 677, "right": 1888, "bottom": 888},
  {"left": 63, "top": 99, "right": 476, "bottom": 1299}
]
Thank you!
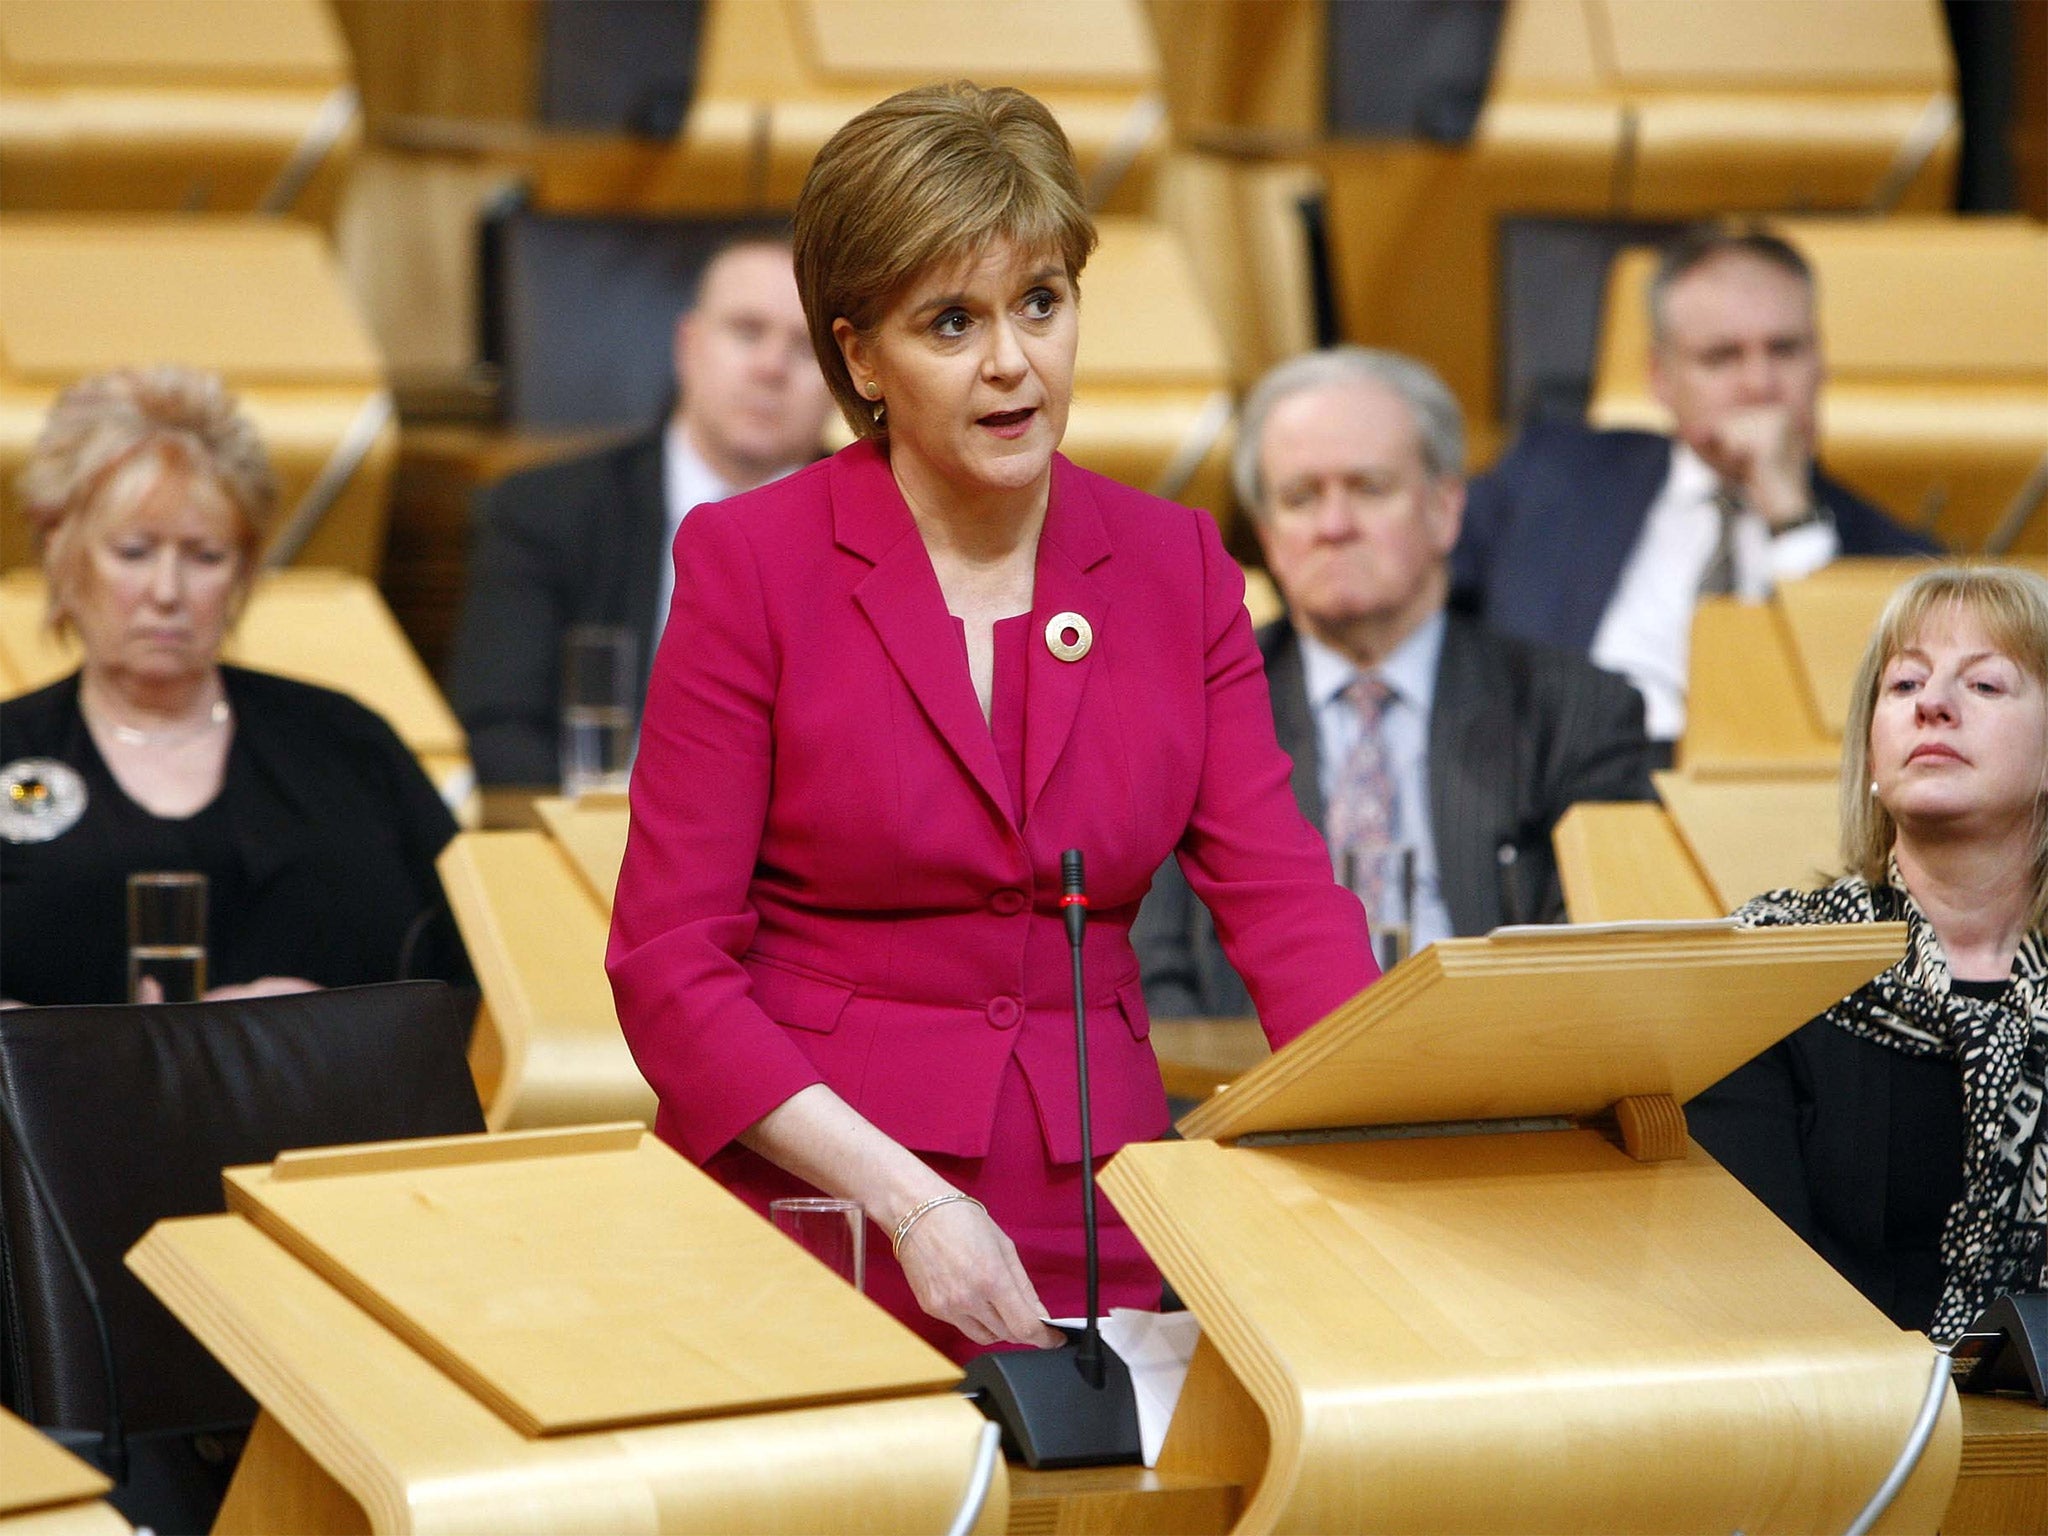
[
  {"left": 1061, "top": 850, "right": 1103, "bottom": 1387},
  {"left": 960, "top": 849, "right": 1141, "bottom": 1467}
]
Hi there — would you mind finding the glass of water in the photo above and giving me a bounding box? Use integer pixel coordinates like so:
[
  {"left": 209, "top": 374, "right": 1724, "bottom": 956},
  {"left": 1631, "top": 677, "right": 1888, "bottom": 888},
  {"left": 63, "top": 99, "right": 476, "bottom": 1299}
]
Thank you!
[
  {"left": 560, "top": 625, "right": 637, "bottom": 797},
  {"left": 769, "top": 1197, "right": 865, "bottom": 1292},
  {"left": 127, "top": 871, "right": 207, "bottom": 1003}
]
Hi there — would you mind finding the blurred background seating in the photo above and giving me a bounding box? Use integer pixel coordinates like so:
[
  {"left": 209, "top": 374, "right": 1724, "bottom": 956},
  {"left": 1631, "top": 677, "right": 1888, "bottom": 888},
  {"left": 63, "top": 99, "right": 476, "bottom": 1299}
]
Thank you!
[{"left": 0, "top": 0, "right": 2039, "bottom": 803}]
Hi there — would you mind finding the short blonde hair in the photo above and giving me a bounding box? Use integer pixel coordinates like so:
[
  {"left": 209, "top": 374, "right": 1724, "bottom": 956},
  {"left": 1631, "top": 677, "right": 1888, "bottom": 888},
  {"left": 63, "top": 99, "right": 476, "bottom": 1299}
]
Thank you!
[
  {"left": 793, "top": 81, "right": 1097, "bottom": 440},
  {"left": 1840, "top": 563, "right": 2048, "bottom": 931},
  {"left": 16, "top": 367, "right": 276, "bottom": 635}
]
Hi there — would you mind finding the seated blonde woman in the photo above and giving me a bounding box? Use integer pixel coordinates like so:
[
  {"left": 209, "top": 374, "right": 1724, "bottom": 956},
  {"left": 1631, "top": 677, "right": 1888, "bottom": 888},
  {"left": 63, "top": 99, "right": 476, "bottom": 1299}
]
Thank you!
[
  {"left": 0, "top": 367, "right": 470, "bottom": 1006},
  {"left": 1689, "top": 564, "right": 2048, "bottom": 1340}
]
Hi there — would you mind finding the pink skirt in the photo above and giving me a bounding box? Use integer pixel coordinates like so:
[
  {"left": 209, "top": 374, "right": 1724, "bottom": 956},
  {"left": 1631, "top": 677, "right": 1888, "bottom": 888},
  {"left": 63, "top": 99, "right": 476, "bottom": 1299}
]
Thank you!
[{"left": 706, "top": 1061, "right": 1162, "bottom": 1364}]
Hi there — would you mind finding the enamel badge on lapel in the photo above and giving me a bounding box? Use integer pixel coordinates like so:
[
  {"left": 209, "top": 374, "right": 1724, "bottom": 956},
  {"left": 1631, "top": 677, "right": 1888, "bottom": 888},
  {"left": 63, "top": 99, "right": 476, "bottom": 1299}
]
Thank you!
[
  {"left": 0, "top": 758, "right": 88, "bottom": 844},
  {"left": 1044, "top": 611, "right": 1092, "bottom": 663}
]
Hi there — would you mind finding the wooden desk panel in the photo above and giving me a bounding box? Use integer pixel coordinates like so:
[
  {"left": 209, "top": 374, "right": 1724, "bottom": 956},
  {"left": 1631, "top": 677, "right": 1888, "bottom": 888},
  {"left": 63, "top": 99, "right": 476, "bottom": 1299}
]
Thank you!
[
  {"left": 1178, "top": 923, "right": 1902, "bottom": 1143},
  {"left": 130, "top": 1212, "right": 1003, "bottom": 1536},
  {"left": 222, "top": 1128, "right": 956, "bottom": 1437},
  {"left": 1777, "top": 558, "right": 2048, "bottom": 738},
  {"left": 1107, "top": 1132, "right": 1960, "bottom": 1534},
  {"left": 1151, "top": 1017, "right": 1268, "bottom": 1104},
  {"left": 1654, "top": 771, "right": 1842, "bottom": 912},
  {"left": 0, "top": 1410, "right": 111, "bottom": 1525},
  {"left": 1553, "top": 801, "right": 1722, "bottom": 923},
  {"left": 1680, "top": 598, "right": 1837, "bottom": 778},
  {"left": 534, "top": 795, "right": 630, "bottom": 913},
  {"left": 437, "top": 831, "right": 653, "bottom": 1131}
]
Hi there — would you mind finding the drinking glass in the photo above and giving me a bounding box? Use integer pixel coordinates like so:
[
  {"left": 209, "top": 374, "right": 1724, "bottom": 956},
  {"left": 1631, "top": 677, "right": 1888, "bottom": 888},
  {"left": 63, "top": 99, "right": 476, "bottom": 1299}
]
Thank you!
[
  {"left": 769, "top": 1197, "right": 865, "bottom": 1292},
  {"left": 127, "top": 871, "right": 207, "bottom": 1003},
  {"left": 559, "top": 625, "right": 637, "bottom": 797}
]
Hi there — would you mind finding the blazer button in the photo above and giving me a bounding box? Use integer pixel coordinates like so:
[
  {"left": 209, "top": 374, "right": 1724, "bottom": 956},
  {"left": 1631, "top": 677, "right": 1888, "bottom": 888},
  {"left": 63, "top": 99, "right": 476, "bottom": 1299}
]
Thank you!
[
  {"left": 985, "top": 996, "right": 1022, "bottom": 1030},
  {"left": 990, "top": 888, "right": 1026, "bottom": 916}
]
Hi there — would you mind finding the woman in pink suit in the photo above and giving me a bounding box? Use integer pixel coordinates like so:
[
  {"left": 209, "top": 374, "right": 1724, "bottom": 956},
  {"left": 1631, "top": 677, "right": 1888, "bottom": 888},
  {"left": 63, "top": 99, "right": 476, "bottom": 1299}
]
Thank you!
[{"left": 607, "top": 81, "right": 1377, "bottom": 1361}]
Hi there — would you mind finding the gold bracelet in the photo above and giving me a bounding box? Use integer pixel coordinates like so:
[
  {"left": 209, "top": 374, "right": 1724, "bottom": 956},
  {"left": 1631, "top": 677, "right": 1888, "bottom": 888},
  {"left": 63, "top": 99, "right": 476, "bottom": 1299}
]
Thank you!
[{"left": 890, "top": 1191, "right": 985, "bottom": 1260}]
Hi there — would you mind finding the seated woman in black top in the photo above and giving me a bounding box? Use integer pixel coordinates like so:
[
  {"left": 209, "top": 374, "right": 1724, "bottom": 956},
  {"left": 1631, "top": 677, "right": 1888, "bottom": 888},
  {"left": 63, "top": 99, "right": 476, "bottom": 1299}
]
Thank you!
[
  {"left": 1689, "top": 564, "right": 2048, "bottom": 1341},
  {"left": 0, "top": 367, "right": 469, "bottom": 1006}
]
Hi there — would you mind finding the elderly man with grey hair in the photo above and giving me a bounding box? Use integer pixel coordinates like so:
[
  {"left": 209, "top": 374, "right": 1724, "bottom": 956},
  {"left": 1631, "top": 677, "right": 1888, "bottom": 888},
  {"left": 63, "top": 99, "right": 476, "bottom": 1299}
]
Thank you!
[{"left": 1134, "top": 346, "right": 1654, "bottom": 1018}]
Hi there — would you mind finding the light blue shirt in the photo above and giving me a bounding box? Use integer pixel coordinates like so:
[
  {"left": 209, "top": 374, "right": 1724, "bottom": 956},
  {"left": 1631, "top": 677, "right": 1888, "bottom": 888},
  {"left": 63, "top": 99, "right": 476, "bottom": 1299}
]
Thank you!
[{"left": 1298, "top": 611, "right": 1453, "bottom": 953}]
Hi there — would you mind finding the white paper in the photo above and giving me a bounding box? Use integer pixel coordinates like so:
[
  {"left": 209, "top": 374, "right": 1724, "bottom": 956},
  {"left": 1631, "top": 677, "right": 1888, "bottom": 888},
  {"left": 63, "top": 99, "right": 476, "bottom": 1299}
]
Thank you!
[
  {"left": 1102, "top": 1308, "right": 1204, "bottom": 1466},
  {"left": 1486, "top": 916, "right": 1740, "bottom": 939}
]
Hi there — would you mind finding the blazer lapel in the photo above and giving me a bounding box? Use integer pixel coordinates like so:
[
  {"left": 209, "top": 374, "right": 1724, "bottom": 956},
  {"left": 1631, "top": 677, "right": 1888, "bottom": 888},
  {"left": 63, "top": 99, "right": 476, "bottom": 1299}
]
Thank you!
[
  {"left": 1264, "top": 624, "right": 1325, "bottom": 830},
  {"left": 834, "top": 445, "right": 1014, "bottom": 824},
  {"left": 622, "top": 433, "right": 669, "bottom": 699},
  {"left": 1559, "top": 434, "right": 1677, "bottom": 651},
  {"left": 1429, "top": 619, "right": 1516, "bottom": 934},
  {"left": 1022, "top": 459, "right": 1112, "bottom": 819}
]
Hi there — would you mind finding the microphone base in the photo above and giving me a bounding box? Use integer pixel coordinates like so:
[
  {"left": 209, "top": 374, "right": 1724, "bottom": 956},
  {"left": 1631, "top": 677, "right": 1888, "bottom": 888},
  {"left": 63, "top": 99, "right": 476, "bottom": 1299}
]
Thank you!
[{"left": 960, "top": 1328, "right": 1143, "bottom": 1469}]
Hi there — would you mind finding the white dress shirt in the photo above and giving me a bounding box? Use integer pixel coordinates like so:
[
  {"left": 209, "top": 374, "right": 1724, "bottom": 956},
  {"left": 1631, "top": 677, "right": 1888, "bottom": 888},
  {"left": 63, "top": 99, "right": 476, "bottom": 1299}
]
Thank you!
[
  {"left": 1589, "top": 444, "right": 1838, "bottom": 741},
  {"left": 652, "top": 425, "right": 734, "bottom": 665},
  {"left": 1299, "top": 611, "right": 1453, "bottom": 954}
]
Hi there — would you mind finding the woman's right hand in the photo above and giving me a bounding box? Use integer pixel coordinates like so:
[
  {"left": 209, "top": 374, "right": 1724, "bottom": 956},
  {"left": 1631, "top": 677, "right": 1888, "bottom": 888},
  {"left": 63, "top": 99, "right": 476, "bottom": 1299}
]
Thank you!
[{"left": 895, "top": 1196, "right": 1064, "bottom": 1349}]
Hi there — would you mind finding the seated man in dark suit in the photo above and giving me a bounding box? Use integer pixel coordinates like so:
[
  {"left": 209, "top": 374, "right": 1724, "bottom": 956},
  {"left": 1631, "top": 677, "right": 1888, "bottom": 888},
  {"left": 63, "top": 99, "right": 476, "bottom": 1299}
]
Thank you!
[
  {"left": 1454, "top": 224, "right": 1936, "bottom": 749},
  {"left": 1135, "top": 348, "right": 1654, "bottom": 1017},
  {"left": 448, "top": 239, "right": 833, "bottom": 786}
]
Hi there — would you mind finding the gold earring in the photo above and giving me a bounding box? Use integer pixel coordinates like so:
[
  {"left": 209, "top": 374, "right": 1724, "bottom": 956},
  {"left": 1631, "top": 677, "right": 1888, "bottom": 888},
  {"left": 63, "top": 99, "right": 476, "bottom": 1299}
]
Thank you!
[{"left": 863, "top": 382, "right": 880, "bottom": 399}]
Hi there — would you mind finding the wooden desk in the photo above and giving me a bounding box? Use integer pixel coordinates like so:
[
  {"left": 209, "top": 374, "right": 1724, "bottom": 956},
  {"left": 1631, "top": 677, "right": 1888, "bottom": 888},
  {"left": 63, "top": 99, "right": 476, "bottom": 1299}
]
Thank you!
[
  {"left": 1654, "top": 771, "right": 1842, "bottom": 912},
  {"left": 438, "top": 830, "right": 651, "bottom": 1131},
  {"left": 533, "top": 794, "right": 630, "bottom": 913},
  {"left": 1150, "top": 1017, "right": 1267, "bottom": 1104},
  {"left": 1952, "top": 1392, "right": 2048, "bottom": 1534},
  {"left": 1005, "top": 1464, "right": 1239, "bottom": 1536},
  {"left": 1552, "top": 801, "right": 1722, "bottom": 923},
  {"left": 0, "top": 1408, "right": 123, "bottom": 1534},
  {"left": 129, "top": 1129, "right": 1002, "bottom": 1536},
  {"left": 1680, "top": 598, "right": 1838, "bottom": 779},
  {"left": 0, "top": 221, "right": 391, "bottom": 574}
]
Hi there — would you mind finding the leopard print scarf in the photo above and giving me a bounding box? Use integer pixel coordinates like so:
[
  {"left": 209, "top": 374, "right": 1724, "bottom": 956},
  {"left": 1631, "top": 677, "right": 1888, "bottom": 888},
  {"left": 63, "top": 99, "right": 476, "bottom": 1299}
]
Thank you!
[{"left": 1737, "top": 871, "right": 2048, "bottom": 1342}]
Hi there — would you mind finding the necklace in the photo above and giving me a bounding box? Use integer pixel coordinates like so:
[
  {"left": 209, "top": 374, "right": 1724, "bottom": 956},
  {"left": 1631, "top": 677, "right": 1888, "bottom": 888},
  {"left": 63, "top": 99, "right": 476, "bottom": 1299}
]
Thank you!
[{"left": 86, "top": 693, "right": 231, "bottom": 750}]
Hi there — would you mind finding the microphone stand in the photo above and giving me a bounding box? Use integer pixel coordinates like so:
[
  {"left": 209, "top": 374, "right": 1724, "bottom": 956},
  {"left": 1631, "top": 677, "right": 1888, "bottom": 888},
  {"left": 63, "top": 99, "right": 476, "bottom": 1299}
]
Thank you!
[{"left": 960, "top": 849, "right": 1142, "bottom": 1467}]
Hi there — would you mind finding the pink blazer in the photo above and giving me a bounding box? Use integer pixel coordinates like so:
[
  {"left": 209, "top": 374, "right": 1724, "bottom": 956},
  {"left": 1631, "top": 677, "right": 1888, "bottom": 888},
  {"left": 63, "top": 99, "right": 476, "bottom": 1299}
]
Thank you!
[{"left": 606, "top": 440, "right": 1377, "bottom": 1169}]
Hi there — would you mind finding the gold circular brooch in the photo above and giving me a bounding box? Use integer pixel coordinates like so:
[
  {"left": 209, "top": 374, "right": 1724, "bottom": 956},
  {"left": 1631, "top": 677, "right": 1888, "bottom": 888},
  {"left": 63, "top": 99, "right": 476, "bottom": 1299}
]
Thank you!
[{"left": 1044, "top": 611, "right": 1092, "bottom": 663}]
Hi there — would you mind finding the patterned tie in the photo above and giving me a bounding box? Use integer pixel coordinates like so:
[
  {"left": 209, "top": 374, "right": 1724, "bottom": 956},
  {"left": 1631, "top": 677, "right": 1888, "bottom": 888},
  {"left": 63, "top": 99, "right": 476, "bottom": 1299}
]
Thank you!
[
  {"left": 1326, "top": 674, "right": 1398, "bottom": 915},
  {"left": 1697, "top": 488, "right": 1742, "bottom": 597}
]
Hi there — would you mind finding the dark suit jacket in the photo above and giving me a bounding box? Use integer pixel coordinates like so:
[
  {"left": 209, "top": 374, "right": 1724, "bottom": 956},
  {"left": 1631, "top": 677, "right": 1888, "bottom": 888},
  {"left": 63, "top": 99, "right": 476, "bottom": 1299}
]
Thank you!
[
  {"left": 0, "top": 667, "right": 470, "bottom": 1005},
  {"left": 1133, "top": 612, "right": 1653, "bottom": 1017},
  {"left": 1452, "top": 421, "right": 1938, "bottom": 653},
  {"left": 447, "top": 430, "right": 669, "bottom": 786}
]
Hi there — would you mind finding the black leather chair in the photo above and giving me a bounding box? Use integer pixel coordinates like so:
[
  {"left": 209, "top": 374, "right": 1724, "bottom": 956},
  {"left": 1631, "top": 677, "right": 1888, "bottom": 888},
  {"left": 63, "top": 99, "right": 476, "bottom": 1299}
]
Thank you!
[
  {"left": 0, "top": 981, "right": 486, "bottom": 1534},
  {"left": 478, "top": 201, "right": 793, "bottom": 430}
]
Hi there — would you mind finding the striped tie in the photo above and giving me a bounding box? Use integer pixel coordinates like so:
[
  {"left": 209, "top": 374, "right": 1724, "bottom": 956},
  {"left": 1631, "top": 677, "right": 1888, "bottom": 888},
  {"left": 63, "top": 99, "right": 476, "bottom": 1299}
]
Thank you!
[{"left": 1326, "top": 674, "right": 1397, "bottom": 915}]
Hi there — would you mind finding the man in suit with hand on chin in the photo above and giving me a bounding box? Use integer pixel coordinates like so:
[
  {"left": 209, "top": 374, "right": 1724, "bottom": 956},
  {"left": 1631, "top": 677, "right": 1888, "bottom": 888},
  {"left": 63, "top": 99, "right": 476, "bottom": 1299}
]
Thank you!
[
  {"left": 449, "top": 238, "right": 834, "bottom": 787},
  {"left": 1135, "top": 347, "right": 1653, "bottom": 1018},
  {"left": 1453, "top": 225, "right": 1935, "bottom": 751}
]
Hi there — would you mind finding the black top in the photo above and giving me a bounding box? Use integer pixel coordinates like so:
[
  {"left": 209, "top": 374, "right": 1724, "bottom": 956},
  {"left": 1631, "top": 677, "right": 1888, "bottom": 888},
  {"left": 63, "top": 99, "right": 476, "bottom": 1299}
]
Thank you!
[
  {"left": 0, "top": 667, "right": 470, "bottom": 1006},
  {"left": 446, "top": 431, "right": 669, "bottom": 786},
  {"left": 1691, "top": 1006, "right": 1983, "bottom": 1332}
]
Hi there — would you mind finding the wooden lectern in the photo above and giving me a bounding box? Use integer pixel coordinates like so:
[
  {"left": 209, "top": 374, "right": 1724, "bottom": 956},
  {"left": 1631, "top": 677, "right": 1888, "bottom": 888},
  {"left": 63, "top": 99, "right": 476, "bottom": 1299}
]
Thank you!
[
  {"left": 1101, "top": 922, "right": 1963, "bottom": 1533},
  {"left": 127, "top": 1124, "right": 1003, "bottom": 1535}
]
